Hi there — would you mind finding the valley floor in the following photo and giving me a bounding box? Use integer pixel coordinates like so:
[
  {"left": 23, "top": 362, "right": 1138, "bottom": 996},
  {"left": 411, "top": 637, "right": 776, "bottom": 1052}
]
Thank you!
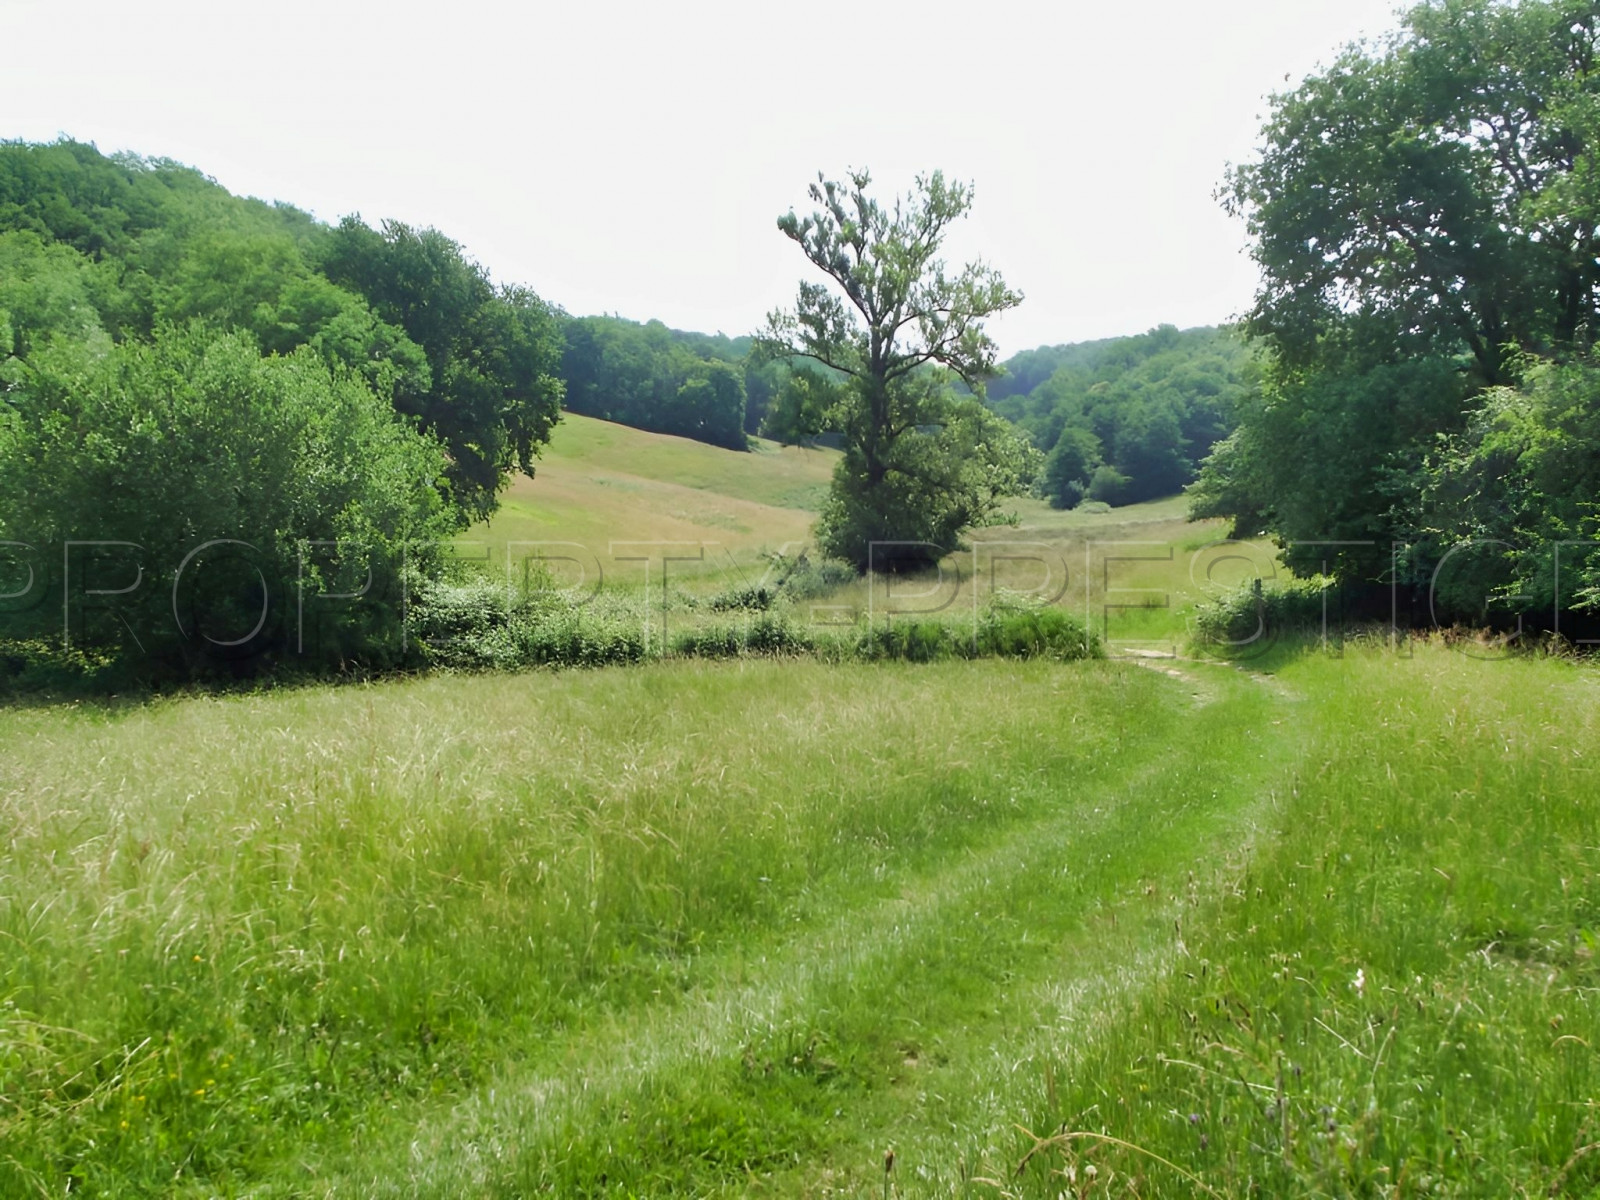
[{"left": 1, "top": 643, "right": 1596, "bottom": 1196}]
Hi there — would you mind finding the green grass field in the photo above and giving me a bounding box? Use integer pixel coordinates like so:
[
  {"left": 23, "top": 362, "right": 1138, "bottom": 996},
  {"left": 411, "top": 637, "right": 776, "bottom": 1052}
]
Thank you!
[
  {"left": 469, "top": 417, "right": 1253, "bottom": 650},
  {"left": 469, "top": 415, "right": 838, "bottom": 576},
  {"left": 3, "top": 645, "right": 1597, "bottom": 1196},
  {"left": 3, "top": 424, "right": 1595, "bottom": 1196}
]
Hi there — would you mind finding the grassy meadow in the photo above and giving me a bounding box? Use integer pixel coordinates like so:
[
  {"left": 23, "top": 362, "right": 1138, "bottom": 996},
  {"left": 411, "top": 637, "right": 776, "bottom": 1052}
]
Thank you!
[
  {"left": 2, "top": 420, "right": 1596, "bottom": 1196},
  {"left": 462, "top": 417, "right": 1255, "bottom": 653},
  {"left": 474, "top": 415, "right": 837, "bottom": 571}
]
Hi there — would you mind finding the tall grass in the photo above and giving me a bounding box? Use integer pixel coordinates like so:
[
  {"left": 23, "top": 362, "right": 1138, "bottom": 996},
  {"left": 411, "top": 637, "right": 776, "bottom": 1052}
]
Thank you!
[
  {"left": 1003, "top": 642, "right": 1600, "bottom": 1196},
  {"left": 0, "top": 659, "right": 1161, "bottom": 1195},
  {"left": 3, "top": 641, "right": 1595, "bottom": 1195}
]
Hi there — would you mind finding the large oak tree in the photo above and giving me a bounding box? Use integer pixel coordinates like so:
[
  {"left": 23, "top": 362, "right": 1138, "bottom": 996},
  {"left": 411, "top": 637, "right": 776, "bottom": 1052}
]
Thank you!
[
  {"left": 1196, "top": 0, "right": 1600, "bottom": 614},
  {"left": 758, "top": 170, "right": 1036, "bottom": 571}
]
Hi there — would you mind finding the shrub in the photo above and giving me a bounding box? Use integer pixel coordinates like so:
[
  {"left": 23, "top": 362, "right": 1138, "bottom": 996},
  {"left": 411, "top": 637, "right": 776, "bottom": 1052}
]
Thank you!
[
  {"left": 1085, "top": 463, "right": 1131, "bottom": 504},
  {"left": 519, "top": 609, "right": 648, "bottom": 668},
  {"left": 0, "top": 324, "right": 455, "bottom": 680},
  {"left": 776, "top": 555, "right": 857, "bottom": 601},
  {"left": 1193, "top": 578, "right": 1333, "bottom": 648},
  {"left": 671, "top": 614, "right": 812, "bottom": 658},
  {"left": 854, "top": 600, "right": 1099, "bottom": 664},
  {"left": 746, "top": 614, "right": 813, "bottom": 655},
  {"left": 705, "top": 554, "right": 855, "bottom": 613},
  {"left": 853, "top": 619, "right": 965, "bottom": 663},
  {"left": 406, "top": 574, "right": 650, "bottom": 671},
  {"left": 976, "top": 604, "right": 1098, "bottom": 660},
  {"left": 0, "top": 638, "right": 123, "bottom": 695},
  {"left": 707, "top": 585, "right": 776, "bottom": 612}
]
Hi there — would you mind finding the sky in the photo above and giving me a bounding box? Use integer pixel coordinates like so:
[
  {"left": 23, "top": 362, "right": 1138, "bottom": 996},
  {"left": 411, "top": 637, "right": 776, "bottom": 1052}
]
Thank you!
[{"left": 1, "top": 0, "right": 1408, "bottom": 356}]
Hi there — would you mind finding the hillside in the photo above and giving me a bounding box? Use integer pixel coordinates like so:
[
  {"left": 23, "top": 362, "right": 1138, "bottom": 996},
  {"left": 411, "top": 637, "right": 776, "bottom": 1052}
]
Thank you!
[
  {"left": 473, "top": 415, "right": 1249, "bottom": 652},
  {"left": 475, "top": 412, "right": 839, "bottom": 564},
  {"left": 991, "top": 324, "right": 1252, "bottom": 507}
]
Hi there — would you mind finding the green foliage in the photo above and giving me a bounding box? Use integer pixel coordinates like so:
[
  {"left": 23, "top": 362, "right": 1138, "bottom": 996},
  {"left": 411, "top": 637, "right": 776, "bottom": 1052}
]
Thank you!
[
  {"left": 0, "top": 139, "right": 562, "bottom": 538},
  {"left": 974, "top": 598, "right": 1099, "bottom": 660},
  {"left": 1085, "top": 461, "right": 1132, "bottom": 505},
  {"left": 705, "top": 554, "right": 857, "bottom": 615},
  {"left": 0, "top": 231, "right": 110, "bottom": 358},
  {"left": 740, "top": 354, "right": 788, "bottom": 435},
  {"left": 1210, "top": 1, "right": 1600, "bottom": 622},
  {"left": 985, "top": 337, "right": 1121, "bottom": 401},
  {"left": 993, "top": 324, "right": 1251, "bottom": 507},
  {"left": 670, "top": 613, "right": 813, "bottom": 657},
  {"left": 0, "top": 141, "right": 584, "bottom": 683},
  {"left": 405, "top": 573, "right": 650, "bottom": 671},
  {"left": 0, "top": 139, "right": 326, "bottom": 347},
  {"left": 760, "top": 170, "right": 1037, "bottom": 571},
  {"left": 0, "top": 638, "right": 122, "bottom": 694},
  {"left": 408, "top": 564, "right": 1095, "bottom": 672},
  {"left": 1039, "top": 424, "right": 1102, "bottom": 509},
  {"left": 0, "top": 138, "right": 320, "bottom": 269},
  {"left": 707, "top": 584, "right": 776, "bottom": 612},
  {"left": 852, "top": 617, "right": 965, "bottom": 662},
  {"left": 675, "top": 359, "right": 747, "bottom": 447},
  {"left": 0, "top": 325, "right": 454, "bottom": 680},
  {"left": 1193, "top": 579, "right": 1340, "bottom": 648},
  {"left": 320, "top": 218, "right": 565, "bottom": 519},
  {"left": 853, "top": 602, "right": 1098, "bottom": 663},
  {"left": 768, "top": 553, "right": 857, "bottom": 601},
  {"left": 1225, "top": 1, "right": 1600, "bottom": 384},
  {"left": 814, "top": 394, "right": 1041, "bottom": 570},
  {"left": 153, "top": 230, "right": 431, "bottom": 399},
  {"left": 758, "top": 363, "right": 844, "bottom": 446},
  {"left": 559, "top": 315, "right": 748, "bottom": 450},
  {"left": 1414, "top": 356, "right": 1600, "bottom": 618},
  {"left": 1191, "top": 355, "right": 1467, "bottom": 584}
]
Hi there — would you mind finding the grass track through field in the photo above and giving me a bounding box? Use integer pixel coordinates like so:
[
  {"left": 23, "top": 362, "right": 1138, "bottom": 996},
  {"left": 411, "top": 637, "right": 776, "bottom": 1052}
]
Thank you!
[
  {"left": 321, "top": 660, "right": 1302, "bottom": 1196},
  {"left": 16, "top": 647, "right": 1590, "bottom": 1195}
]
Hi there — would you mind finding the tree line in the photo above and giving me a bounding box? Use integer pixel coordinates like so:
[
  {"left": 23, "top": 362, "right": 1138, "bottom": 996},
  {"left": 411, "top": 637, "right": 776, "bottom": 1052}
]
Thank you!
[
  {"left": 988, "top": 324, "right": 1250, "bottom": 508},
  {"left": 0, "top": 136, "right": 1252, "bottom": 684},
  {"left": 557, "top": 316, "right": 790, "bottom": 449},
  {"left": 0, "top": 139, "right": 564, "bottom": 677},
  {"left": 1195, "top": 0, "right": 1600, "bottom": 630}
]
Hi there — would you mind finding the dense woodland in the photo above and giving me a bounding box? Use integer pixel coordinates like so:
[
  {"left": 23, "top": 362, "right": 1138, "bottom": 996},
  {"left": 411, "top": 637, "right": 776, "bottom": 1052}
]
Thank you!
[
  {"left": 1194, "top": 0, "right": 1600, "bottom": 628},
  {"left": 987, "top": 324, "right": 1251, "bottom": 507},
  {"left": 0, "top": 142, "right": 569, "bottom": 519},
  {"left": 0, "top": 139, "right": 567, "bottom": 673},
  {"left": 557, "top": 316, "right": 786, "bottom": 448}
]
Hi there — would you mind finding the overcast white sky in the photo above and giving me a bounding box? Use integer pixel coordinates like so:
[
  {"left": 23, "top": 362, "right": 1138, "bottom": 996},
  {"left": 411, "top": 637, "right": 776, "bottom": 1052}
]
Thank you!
[{"left": 2, "top": 0, "right": 1405, "bottom": 355}]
